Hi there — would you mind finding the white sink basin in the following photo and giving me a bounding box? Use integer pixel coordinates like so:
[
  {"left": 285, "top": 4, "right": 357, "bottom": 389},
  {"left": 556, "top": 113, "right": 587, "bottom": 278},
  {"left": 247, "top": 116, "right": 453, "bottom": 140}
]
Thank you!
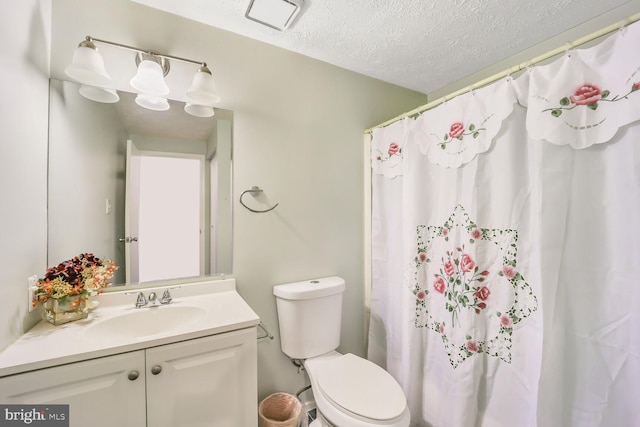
[{"left": 87, "top": 305, "right": 207, "bottom": 339}]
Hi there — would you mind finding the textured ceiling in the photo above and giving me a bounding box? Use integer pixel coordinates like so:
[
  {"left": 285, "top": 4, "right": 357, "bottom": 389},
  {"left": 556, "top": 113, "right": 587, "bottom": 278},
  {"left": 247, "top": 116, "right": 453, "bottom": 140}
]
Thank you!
[{"left": 130, "top": 0, "right": 632, "bottom": 94}]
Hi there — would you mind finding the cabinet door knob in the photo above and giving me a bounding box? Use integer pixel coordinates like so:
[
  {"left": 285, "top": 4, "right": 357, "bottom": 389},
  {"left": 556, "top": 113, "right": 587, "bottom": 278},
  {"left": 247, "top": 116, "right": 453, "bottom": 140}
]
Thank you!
[
  {"left": 151, "top": 365, "right": 162, "bottom": 375},
  {"left": 128, "top": 370, "right": 139, "bottom": 381}
]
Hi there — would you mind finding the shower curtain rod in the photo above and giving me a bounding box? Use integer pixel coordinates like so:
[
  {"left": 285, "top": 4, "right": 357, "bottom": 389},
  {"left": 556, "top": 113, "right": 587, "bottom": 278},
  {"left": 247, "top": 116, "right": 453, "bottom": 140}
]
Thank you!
[{"left": 364, "top": 12, "right": 640, "bottom": 135}]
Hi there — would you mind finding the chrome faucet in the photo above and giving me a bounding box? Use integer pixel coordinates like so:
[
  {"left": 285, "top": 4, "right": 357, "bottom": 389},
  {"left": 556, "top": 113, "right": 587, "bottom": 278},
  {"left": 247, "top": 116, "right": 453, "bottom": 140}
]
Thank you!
[
  {"left": 134, "top": 289, "right": 174, "bottom": 308},
  {"left": 135, "top": 292, "right": 147, "bottom": 308},
  {"left": 160, "top": 290, "right": 173, "bottom": 305},
  {"left": 148, "top": 291, "right": 158, "bottom": 305}
]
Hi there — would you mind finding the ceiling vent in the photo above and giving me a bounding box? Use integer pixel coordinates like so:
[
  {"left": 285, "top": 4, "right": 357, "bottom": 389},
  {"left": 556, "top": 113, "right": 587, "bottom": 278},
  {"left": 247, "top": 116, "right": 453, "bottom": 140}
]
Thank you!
[{"left": 245, "top": 0, "right": 304, "bottom": 31}]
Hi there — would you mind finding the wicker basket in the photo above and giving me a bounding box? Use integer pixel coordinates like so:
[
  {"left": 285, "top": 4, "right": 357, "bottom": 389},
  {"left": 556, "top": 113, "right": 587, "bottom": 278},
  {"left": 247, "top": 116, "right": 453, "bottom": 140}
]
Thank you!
[{"left": 258, "top": 392, "right": 302, "bottom": 427}]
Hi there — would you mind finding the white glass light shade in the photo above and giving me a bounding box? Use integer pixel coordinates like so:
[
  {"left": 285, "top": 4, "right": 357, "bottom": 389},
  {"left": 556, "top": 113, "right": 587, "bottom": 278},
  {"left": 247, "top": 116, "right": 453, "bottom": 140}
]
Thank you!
[
  {"left": 65, "top": 46, "right": 112, "bottom": 87},
  {"left": 130, "top": 60, "right": 170, "bottom": 96},
  {"left": 186, "top": 68, "right": 220, "bottom": 105},
  {"left": 184, "top": 104, "right": 215, "bottom": 118},
  {"left": 135, "top": 94, "right": 170, "bottom": 111},
  {"left": 79, "top": 85, "right": 120, "bottom": 103}
]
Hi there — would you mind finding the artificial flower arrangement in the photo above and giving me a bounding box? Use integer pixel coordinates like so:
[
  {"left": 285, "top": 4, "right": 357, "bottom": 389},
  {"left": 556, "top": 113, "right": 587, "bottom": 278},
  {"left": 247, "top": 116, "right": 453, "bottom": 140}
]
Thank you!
[{"left": 32, "top": 253, "right": 118, "bottom": 324}]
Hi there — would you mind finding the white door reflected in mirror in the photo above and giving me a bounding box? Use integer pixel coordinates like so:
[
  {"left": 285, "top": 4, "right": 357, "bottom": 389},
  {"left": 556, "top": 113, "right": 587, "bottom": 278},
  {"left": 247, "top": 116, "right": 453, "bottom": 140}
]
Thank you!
[{"left": 125, "top": 139, "right": 204, "bottom": 283}]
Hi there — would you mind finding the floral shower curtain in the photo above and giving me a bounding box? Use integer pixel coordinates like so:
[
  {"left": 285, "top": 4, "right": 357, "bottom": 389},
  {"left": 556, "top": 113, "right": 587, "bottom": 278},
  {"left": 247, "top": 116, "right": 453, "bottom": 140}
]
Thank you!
[{"left": 368, "top": 21, "right": 640, "bottom": 427}]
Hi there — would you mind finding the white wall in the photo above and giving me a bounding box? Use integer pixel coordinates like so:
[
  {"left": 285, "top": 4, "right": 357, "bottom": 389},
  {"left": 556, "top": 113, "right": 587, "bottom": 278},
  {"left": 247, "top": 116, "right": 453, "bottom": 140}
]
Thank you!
[
  {"left": 0, "top": 0, "right": 51, "bottom": 351},
  {"left": 214, "top": 119, "right": 233, "bottom": 275},
  {"left": 229, "top": 50, "right": 425, "bottom": 397},
  {"left": 48, "top": 79, "right": 128, "bottom": 284}
]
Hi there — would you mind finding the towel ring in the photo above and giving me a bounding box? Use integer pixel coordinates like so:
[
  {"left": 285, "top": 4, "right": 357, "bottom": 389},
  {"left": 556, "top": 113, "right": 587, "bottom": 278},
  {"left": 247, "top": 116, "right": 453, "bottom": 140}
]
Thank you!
[{"left": 240, "top": 186, "right": 279, "bottom": 213}]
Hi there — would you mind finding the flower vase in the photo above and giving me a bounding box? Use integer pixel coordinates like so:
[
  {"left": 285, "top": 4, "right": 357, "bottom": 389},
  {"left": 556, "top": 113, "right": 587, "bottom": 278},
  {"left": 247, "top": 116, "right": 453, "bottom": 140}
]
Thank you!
[{"left": 43, "top": 295, "right": 89, "bottom": 326}]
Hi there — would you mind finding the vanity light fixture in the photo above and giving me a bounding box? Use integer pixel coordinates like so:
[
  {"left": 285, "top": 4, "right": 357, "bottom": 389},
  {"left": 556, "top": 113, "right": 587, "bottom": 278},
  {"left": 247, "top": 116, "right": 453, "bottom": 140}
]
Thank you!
[
  {"left": 184, "top": 103, "right": 215, "bottom": 118},
  {"left": 135, "top": 94, "right": 171, "bottom": 111},
  {"left": 64, "top": 36, "right": 220, "bottom": 116},
  {"left": 64, "top": 38, "right": 112, "bottom": 87},
  {"left": 78, "top": 85, "right": 120, "bottom": 104},
  {"left": 187, "top": 65, "right": 221, "bottom": 105},
  {"left": 130, "top": 52, "right": 170, "bottom": 96},
  {"left": 245, "top": 0, "right": 304, "bottom": 31}
]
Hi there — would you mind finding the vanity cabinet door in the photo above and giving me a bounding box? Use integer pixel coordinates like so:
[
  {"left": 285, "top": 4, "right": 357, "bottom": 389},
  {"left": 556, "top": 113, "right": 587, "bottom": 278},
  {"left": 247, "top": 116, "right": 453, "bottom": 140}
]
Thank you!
[
  {"left": 0, "top": 351, "right": 146, "bottom": 427},
  {"left": 145, "top": 327, "right": 258, "bottom": 427}
]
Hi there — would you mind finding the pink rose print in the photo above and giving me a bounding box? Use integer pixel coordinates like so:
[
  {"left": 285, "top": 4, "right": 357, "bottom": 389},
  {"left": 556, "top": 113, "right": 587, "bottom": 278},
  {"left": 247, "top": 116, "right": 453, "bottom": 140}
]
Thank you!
[
  {"left": 377, "top": 142, "right": 401, "bottom": 163},
  {"left": 418, "top": 252, "right": 427, "bottom": 263},
  {"left": 433, "top": 245, "right": 491, "bottom": 326},
  {"left": 570, "top": 84, "right": 602, "bottom": 106},
  {"left": 546, "top": 81, "right": 640, "bottom": 117},
  {"left": 441, "top": 122, "right": 485, "bottom": 149},
  {"left": 500, "top": 313, "right": 513, "bottom": 328},
  {"left": 449, "top": 122, "right": 465, "bottom": 139},
  {"left": 475, "top": 286, "right": 491, "bottom": 301},
  {"left": 502, "top": 265, "right": 516, "bottom": 279},
  {"left": 410, "top": 205, "right": 540, "bottom": 368},
  {"left": 470, "top": 228, "right": 482, "bottom": 240},
  {"left": 444, "top": 260, "right": 455, "bottom": 276},
  {"left": 460, "top": 254, "right": 476, "bottom": 272},
  {"left": 475, "top": 302, "right": 487, "bottom": 314}
]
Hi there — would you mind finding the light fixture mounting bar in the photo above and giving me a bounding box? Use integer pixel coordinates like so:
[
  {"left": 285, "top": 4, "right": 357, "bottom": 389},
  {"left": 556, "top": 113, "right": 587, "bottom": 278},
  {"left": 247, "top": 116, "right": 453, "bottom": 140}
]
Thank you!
[{"left": 85, "top": 36, "right": 207, "bottom": 67}]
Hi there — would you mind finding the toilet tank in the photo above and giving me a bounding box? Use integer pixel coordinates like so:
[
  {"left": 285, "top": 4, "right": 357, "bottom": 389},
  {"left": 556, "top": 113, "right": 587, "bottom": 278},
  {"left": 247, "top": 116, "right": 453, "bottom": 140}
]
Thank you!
[{"left": 273, "top": 276, "right": 346, "bottom": 359}]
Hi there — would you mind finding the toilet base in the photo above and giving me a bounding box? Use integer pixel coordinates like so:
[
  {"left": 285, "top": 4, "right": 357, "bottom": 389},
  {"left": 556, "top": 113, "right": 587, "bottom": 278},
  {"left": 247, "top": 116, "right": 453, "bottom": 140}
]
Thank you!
[{"left": 310, "top": 412, "right": 335, "bottom": 427}]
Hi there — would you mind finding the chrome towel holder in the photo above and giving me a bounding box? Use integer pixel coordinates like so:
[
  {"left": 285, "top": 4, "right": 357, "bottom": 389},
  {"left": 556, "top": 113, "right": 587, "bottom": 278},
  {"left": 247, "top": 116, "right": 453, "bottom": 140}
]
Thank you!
[
  {"left": 257, "top": 321, "right": 274, "bottom": 341},
  {"left": 240, "top": 186, "right": 279, "bottom": 213}
]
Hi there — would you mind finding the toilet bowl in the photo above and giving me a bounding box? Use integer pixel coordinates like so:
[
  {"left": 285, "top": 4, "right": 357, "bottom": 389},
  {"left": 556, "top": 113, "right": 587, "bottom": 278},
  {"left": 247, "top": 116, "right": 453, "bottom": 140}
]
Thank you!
[
  {"left": 304, "top": 351, "right": 410, "bottom": 426},
  {"left": 273, "top": 277, "right": 410, "bottom": 427}
]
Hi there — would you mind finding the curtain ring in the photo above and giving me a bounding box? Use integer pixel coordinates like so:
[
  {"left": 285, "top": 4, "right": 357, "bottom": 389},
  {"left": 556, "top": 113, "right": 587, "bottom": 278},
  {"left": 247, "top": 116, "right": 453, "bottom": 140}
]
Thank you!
[
  {"left": 618, "top": 22, "right": 627, "bottom": 35},
  {"left": 524, "top": 60, "right": 531, "bottom": 72},
  {"left": 565, "top": 42, "right": 573, "bottom": 58}
]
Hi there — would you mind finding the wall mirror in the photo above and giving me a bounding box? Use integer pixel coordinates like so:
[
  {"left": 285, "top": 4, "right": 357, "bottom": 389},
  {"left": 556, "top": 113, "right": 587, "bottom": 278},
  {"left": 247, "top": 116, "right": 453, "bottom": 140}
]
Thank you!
[{"left": 47, "top": 79, "right": 233, "bottom": 287}]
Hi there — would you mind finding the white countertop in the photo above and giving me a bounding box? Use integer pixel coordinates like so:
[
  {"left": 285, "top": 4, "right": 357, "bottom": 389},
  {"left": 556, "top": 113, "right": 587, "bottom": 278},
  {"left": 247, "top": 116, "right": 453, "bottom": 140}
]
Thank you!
[{"left": 0, "top": 278, "right": 260, "bottom": 378}]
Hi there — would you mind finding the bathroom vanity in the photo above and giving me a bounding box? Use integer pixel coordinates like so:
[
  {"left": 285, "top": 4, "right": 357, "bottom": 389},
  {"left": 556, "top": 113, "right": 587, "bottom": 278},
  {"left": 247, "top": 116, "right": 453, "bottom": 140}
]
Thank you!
[{"left": 0, "top": 278, "right": 259, "bottom": 427}]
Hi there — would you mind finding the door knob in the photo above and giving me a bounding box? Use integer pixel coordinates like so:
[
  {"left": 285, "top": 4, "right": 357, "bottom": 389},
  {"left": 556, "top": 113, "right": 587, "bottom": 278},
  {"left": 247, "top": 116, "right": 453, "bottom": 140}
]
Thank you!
[
  {"left": 118, "top": 237, "right": 139, "bottom": 243},
  {"left": 128, "top": 370, "right": 139, "bottom": 381},
  {"left": 151, "top": 365, "right": 162, "bottom": 375}
]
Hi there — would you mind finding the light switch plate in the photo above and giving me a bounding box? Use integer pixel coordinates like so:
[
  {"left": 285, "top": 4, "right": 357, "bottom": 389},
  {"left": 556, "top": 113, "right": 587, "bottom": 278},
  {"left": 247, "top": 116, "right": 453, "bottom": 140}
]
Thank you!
[{"left": 28, "top": 275, "right": 38, "bottom": 312}]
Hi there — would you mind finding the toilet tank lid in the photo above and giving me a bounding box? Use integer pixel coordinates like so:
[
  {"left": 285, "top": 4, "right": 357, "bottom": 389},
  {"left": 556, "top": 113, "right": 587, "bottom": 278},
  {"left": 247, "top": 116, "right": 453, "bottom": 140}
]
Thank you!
[{"left": 273, "top": 276, "right": 345, "bottom": 300}]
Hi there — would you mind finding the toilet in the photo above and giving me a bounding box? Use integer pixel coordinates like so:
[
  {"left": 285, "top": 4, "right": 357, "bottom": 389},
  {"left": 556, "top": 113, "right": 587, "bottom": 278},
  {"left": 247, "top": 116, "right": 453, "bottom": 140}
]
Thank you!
[{"left": 273, "top": 276, "right": 410, "bottom": 427}]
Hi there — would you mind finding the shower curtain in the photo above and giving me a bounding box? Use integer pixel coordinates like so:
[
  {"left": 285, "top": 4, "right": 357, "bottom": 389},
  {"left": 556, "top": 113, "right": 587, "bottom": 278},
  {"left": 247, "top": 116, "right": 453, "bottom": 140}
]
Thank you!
[{"left": 368, "top": 21, "right": 640, "bottom": 427}]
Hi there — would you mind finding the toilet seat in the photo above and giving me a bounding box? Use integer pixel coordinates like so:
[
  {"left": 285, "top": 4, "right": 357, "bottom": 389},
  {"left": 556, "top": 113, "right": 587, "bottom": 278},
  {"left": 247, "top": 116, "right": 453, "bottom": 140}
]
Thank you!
[{"left": 313, "top": 353, "right": 407, "bottom": 422}]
